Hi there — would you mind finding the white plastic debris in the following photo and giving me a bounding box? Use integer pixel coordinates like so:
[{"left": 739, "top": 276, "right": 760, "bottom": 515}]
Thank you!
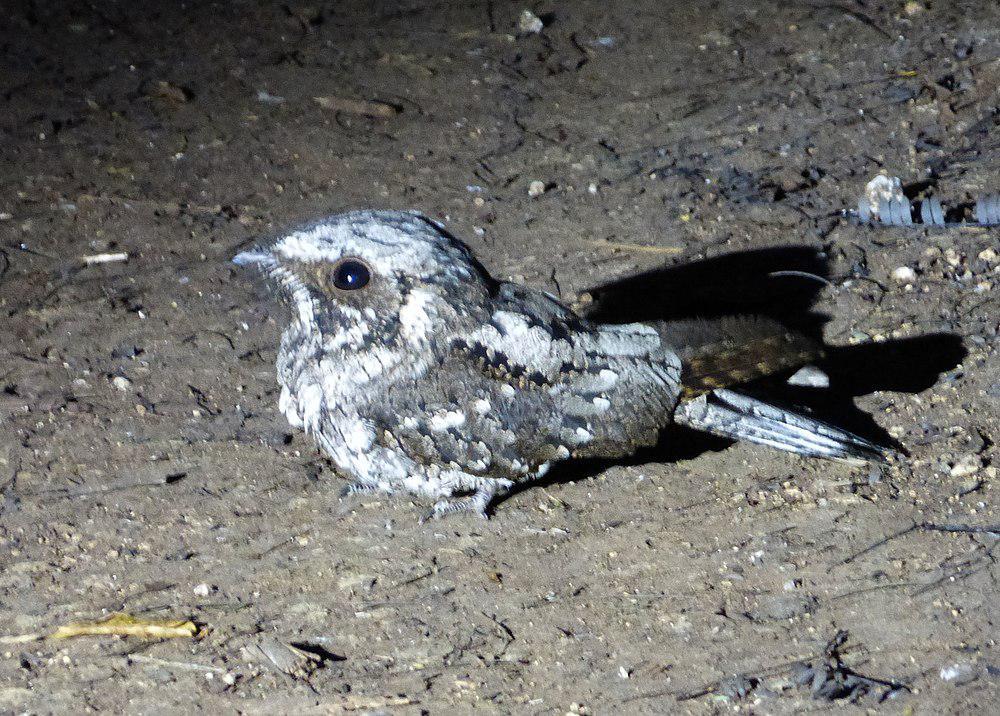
[
  {"left": 855, "top": 175, "right": 1000, "bottom": 227},
  {"left": 858, "top": 175, "right": 906, "bottom": 223}
]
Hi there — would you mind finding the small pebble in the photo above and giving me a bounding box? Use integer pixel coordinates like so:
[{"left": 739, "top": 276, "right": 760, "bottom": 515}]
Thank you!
[
  {"left": 949, "top": 454, "right": 981, "bottom": 478},
  {"left": 193, "top": 583, "right": 212, "bottom": 597},
  {"left": 528, "top": 180, "right": 547, "bottom": 197},
  {"left": 891, "top": 266, "right": 917, "bottom": 284},
  {"left": 518, "top": 9, "right": 544, "bottom": 34},
  {"left": 940, "top": 662, "right": 977, "bottom": 685},
  {"left": 787, "top": 365, "right": 830, "bottom": 388},
  {"left": 111, "top": 376, "right": 132, "bottom": 391},
  {"left": 978, "top": 247, "right": 998, "bottom": 264}
]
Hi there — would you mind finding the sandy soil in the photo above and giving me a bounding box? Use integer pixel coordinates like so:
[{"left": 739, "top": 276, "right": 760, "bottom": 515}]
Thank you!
[{"left": 1, "top": 1, "right": 998, "bottom": 713}]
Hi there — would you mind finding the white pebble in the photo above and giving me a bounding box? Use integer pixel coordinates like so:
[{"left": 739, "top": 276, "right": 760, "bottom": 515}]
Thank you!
[
  {"left": 940, "top": 662, "right": 976, "bottom": 684},
  {"left": 950, "top": 454, "right": 981, "bottom": 478},
  {"left": 518, "top": 9, "right": 544, "bottom": 34},
  {"left": 193, "top": 583, "right": 212, "bottom": 597},
  {"left": 891, "top": 266, "right": 917, "bottom": 284},
  {"left": 111, "top": 376, "right": 132, "bottom": 391},
  {"left": 787, "top": 365, "right": 830, "bottom": 388},
  {"left": 978, "top": 247, "right": 998, "bottom": 264},
  {"left": 528, "top": 180, "right": 547, "bottom": 197}
]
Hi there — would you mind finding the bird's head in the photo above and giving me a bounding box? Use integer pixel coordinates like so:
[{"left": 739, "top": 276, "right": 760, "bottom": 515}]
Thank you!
[{"left": 233, "top": 210, "right": 494, "bottom": 349}]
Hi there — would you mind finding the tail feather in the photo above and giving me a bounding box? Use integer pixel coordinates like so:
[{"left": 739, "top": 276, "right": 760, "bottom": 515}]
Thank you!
[
  {"left": 656, "top": 316, "right": 823, "bottom": 398},
  {"left": 674, "top": 388, "right": 890, "bottom": 463}
]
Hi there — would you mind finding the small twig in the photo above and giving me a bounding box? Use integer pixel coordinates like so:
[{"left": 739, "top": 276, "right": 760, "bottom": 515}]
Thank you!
[
  {"left": 81, "top": 252, "right": 129, "bottom": 266},
  {"left": 127, "top": 654, "right": 226, "bottom": 673},
  {"left": 181, "top": 329, "right": 236, "bottom": 351},
  {"left": 920, "top": 522, "right": 1000, "bottom": 537},
  {"left": 389, "top": 569, "right": 434, "bottom": 590},
  {"left": 252, "top": 529, "right": 311, "bottom": 560},
  {"left": 830, "top": 581, "right": 919, "bottom": 602},
  {"left": 0, "top": 614, "right": 202, "bottom": 645},
  {"left": 819, "top": 2, "right": 893, "bottom": 40},
  {"left": 481, "top": 611, "right": 515, "bottom": 644},
  {"left": 52, "top": 613, "right": 198, "bottom": 640},
  {"left": 911, "top": 541, "right": 999, "bottom": 596},
  {"left": 674, "top": 684, "right": 715, "bottom": 702},
  {"left": 76, "top": 193, "right": 242, "bottom": 216},
  {"left": 36, "top": 472, "right": 187, "bottom": 498},
  {"left": 667, "top": 641, "right": 857, "bottom": 702},
  {"left": 0, "top": 633, "right": 44, "bottom": 645},
  {"left": 832, "top": 521, "right": 999, "bottom": 572},
  {"left": 830, "top": 523, "right": 918, "bottom": 570},
  {"left": 768, "top": 270, "right": 836, "bottom": 288},
  {"left": 313, "top": 95, "right": 400, "bottom": 118},
  {"left": 587, "top": 239, "right": 684, "bottom": 255}
]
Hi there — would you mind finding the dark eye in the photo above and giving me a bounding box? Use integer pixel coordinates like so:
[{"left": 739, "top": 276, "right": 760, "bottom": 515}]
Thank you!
[{"left": 332, "top": 258, "right": 371, "bottom": 290}]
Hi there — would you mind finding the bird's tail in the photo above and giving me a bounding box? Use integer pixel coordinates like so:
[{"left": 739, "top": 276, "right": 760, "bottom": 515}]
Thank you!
[{"left": 674, "top": 388, "right": 890, "bottom": 463}]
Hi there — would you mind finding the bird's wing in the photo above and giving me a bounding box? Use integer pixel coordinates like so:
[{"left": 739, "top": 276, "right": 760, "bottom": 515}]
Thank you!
[
  {"left": 370, "top": 286, "right": 683, "bottom": 480},
  {"left": 654, "top": 316, "right": 823, "bottom": 397}
]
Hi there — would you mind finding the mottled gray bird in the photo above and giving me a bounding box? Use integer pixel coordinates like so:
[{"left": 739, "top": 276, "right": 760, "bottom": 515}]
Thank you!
[{"left": 233, "top": 210, "right": 888, "bottom": 518}]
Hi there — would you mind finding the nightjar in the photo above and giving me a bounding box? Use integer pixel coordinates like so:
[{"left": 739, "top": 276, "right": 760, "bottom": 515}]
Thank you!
[{"left": 234, "top": 210, "right": 888, "bottom": 518}]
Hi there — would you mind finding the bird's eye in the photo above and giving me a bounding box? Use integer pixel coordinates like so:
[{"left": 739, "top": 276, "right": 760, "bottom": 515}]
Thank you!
[{"left": 331, "top": 258, "right": 371, "bottom": 290}]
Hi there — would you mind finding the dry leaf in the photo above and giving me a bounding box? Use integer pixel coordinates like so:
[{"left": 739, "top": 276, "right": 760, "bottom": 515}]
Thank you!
[
  {"left": 51, "top": 612, "right": 198, "bottom": 640},
  {"left": 0, "top": 633, "right": 43, "bottom": 645},
  {"left": 253, "top": 635, "right": 338, "bottom": 679}
]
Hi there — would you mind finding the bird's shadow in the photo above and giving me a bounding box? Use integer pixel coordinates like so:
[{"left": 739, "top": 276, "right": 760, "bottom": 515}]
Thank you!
[{"left": 498, "top": 245, "right": 966, "bottom": 508}]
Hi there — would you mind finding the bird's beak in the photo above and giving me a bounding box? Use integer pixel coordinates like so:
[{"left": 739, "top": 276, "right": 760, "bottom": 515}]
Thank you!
[{"left": 232, "top": 249, "right": 273, "bottom": 266}]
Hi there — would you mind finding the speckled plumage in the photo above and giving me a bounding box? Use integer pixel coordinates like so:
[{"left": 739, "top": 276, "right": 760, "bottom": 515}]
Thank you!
[{"left": 234, "top": 210, "right": 887, "bottom": 518}]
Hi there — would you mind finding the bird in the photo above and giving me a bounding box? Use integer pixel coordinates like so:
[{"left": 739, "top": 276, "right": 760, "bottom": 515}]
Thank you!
[{"left": 233, "top": 210, "right": 890, "bottom": 519}]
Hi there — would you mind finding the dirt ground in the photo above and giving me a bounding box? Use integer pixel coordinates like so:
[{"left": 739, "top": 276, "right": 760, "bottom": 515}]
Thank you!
[{"left": 2, "top": 0, "right": 999, "bottom": 713}]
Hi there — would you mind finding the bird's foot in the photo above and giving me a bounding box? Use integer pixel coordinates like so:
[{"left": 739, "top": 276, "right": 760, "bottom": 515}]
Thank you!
[
  {"left": 420, "top": 481, "right": 510, "bottom": 523},
  {"left": 422, "top": 495, "right": 489, "bottom": 522},
  {"left": 339, "top": 481, "right": 387, "bottom": 498}
]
